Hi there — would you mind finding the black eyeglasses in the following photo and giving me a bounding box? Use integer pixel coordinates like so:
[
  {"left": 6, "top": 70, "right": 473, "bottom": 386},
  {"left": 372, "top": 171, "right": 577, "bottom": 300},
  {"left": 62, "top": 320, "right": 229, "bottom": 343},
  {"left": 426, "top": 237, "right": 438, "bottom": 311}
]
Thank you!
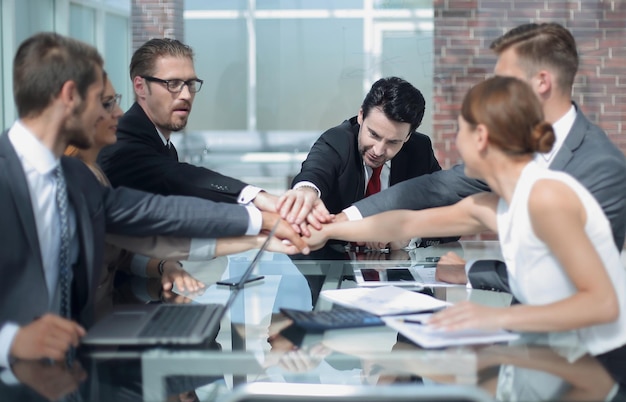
[
  {"left": 141, "top": 76, "right": 204, "bottom": 93},
  {"left": 102, "top": 93, "right": 122, "bottom": 113}
]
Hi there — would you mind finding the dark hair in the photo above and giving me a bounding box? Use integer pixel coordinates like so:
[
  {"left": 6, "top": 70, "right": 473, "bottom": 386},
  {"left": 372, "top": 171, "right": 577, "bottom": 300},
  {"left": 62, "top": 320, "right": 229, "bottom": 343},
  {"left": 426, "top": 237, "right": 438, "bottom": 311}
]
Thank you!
[
  {"left": 461, "top": 76, "right": 555, "bottom": 155},
  {"left": 130, "top": 38, "right": 194, "bottom": 80},
  {"left": 13, "top": 32, "right": 103, "bottom": 118},
  {"left": 490, "top": 22, "right": 578, "bottom": 93},
  {"left": 361, "top": 77, "right": 426, "bottom": 135}
]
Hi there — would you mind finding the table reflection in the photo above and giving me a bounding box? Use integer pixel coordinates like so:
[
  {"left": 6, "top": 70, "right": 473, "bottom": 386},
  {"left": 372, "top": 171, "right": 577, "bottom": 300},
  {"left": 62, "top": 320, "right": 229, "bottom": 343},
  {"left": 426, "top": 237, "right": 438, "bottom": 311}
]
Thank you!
[{"left": 2, "top": 241, "right": 625, "bottom": 402}]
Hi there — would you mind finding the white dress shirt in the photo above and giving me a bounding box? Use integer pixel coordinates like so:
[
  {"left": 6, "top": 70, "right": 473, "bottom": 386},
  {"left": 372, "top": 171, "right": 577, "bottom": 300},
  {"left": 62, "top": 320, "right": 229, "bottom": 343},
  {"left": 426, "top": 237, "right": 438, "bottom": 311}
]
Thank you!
[{"left": 1, "top": 121, "right": 78, "bottom": 368}]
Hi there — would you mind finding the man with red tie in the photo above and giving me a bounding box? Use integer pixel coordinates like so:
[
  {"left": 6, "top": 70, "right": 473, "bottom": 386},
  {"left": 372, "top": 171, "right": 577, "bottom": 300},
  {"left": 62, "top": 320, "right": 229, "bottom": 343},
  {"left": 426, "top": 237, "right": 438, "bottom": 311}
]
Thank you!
[{"left": 281, "top": 77, "right": 441, "bottom": 240}]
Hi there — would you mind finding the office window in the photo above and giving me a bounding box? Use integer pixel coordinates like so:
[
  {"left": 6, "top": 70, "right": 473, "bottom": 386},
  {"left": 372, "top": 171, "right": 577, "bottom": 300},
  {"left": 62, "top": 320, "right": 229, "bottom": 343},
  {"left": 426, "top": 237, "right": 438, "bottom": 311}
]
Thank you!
[
  {"left": 183, "top": 1, "right": 434, "bottom": 192},
  {"left": 15, "top": 0, "right": 54, "bottom": 45},
  {"left": 255, "top": 18, "right": 364, "bottom": 130},
  {"left": 0, "top": 4, "right": 3, "bottom": 130},
  {"left": 103, "top": 12, "right": 131, "bottom": 111},
  {"left": 186, "top": 18, "right": 248, "bottom": 130},
  {"left": 185, "top": 2, "right": 434, "bottom": 134},
  {"left": 70, "top": 4, "right": 97, "bottom": 45},
  {"left": 0, "top": 0, "right": 130, "bottom": 130}
]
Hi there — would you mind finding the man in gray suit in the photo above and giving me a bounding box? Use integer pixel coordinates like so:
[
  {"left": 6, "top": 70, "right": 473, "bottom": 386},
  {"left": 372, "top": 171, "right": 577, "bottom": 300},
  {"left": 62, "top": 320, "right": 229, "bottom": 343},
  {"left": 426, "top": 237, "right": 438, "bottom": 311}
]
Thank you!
[
  {"left": 336, "top": 23, "right": 626, "bottom": 289},
  {"left": 0, "top": 32, "right": 308, "bottom": 368}
]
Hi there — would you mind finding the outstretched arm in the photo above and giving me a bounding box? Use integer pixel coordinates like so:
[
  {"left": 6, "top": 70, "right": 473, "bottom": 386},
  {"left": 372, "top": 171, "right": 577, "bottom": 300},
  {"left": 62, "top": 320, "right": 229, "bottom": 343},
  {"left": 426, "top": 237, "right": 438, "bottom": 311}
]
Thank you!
[
  {"left": 352, "top": 164, "right": 490, "bottom": 217},
  {"left": 430, "top": 180, "right": 620, "bottom": 333},
  {"left": 307, "top": 193, "right": 497, "bottom": 250}
]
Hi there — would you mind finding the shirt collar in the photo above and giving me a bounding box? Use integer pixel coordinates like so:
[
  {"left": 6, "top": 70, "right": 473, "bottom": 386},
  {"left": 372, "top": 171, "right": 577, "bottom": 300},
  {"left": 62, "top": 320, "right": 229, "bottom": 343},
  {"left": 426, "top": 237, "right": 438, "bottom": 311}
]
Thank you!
[
  {"left": 365, "top": 160, "right": 391, "bottom": 172},
  {"left": 155, "top": 127, "right": 169, "bottom": 146},
  {"left": 8, "top": 120, "right": 58, "bottom": 175},
  {"left": 540, "top": 104, "right": 576, "bottom": 162}
]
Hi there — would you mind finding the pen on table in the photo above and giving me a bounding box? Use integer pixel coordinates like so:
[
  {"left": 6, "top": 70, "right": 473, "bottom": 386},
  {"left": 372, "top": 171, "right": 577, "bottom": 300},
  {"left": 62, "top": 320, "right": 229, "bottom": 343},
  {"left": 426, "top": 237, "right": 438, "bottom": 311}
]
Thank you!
[{"left": 399, "top": 318, "right": 427, "bottom": 325}]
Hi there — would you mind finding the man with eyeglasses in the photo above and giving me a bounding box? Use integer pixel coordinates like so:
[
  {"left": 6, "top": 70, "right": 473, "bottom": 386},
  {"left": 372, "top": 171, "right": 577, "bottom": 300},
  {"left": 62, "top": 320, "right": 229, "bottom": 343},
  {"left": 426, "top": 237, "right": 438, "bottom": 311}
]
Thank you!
[{"left": 98, "top": 38, "right": 314, "bottom": 235}]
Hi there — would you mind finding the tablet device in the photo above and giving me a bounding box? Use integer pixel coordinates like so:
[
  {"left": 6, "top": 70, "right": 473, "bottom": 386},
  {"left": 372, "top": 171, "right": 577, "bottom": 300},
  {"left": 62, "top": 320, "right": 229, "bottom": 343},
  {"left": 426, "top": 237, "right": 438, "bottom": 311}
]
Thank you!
[{"left": 354, "top": 266, "right": 424, "bottom": 287}]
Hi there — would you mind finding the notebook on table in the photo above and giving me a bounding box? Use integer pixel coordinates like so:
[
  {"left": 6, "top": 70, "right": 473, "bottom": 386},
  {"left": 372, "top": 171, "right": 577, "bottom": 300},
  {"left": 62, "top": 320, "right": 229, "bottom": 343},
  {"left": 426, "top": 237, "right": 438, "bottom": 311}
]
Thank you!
[{"left": 82, "top": 223, "right": 278, "bottom": 347}]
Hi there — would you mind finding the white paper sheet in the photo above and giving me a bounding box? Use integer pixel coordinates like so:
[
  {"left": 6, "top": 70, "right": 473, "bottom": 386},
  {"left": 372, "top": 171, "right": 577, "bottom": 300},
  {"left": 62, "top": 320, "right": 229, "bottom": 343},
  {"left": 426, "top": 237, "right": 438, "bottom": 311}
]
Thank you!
[
  {"left": 320, "top": 286, "right": 450, "bottom": 316},
  {"left": 384, "top": 313, "right": 519, "bottom": 348}
]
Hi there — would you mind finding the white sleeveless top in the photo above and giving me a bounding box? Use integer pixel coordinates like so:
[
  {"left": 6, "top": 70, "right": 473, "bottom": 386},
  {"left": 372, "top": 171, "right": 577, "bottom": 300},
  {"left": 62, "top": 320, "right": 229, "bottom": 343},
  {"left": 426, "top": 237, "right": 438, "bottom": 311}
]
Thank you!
[{"left": 497, "top": 161, "right": 626, "bottom": 355}]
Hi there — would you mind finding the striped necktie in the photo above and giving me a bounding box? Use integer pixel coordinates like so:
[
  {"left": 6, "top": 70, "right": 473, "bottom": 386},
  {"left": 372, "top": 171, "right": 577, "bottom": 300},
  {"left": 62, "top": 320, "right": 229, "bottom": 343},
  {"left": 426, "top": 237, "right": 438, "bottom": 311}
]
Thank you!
[{"left": 54, "top": 164, "right": 71, "bottom": 319}]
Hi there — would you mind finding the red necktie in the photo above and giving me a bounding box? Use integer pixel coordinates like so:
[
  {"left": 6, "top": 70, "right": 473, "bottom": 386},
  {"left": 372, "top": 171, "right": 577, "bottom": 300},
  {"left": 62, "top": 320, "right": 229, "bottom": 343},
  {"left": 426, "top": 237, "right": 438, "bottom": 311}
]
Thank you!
[{"left": 365, "top": 165, "right": 383, "bottom": 196}]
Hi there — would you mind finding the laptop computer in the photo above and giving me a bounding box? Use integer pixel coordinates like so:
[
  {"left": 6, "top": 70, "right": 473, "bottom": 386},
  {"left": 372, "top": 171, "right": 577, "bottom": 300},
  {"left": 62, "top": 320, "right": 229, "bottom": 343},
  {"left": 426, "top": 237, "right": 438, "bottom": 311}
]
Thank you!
[{"left": 82, "top": 222, "right": 278, "bottom": 347}]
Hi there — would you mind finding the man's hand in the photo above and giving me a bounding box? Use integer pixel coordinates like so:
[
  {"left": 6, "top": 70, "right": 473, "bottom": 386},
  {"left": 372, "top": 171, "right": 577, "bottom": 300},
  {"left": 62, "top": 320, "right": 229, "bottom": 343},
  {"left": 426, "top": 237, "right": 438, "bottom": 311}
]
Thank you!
[
  {"left": 12, "top": 359, "right": 87, "bottom": 401},
  {"left": 276, "top": 188, "right": 332, "bottom": 235},
  {"left": 160, "top": 261, "right": 205, "bottom": 293},
  {"left": 253, "top": 191, "right": 279, "bottom": 213},
  {"left": 11, "top": 314, "right": 85, "bottom": 362},
  {"left": 261, "top": 211, "right": 310, "bottom": 254},
  {"left": 434, "top": 251, "right": 468, "bottom": 284}
]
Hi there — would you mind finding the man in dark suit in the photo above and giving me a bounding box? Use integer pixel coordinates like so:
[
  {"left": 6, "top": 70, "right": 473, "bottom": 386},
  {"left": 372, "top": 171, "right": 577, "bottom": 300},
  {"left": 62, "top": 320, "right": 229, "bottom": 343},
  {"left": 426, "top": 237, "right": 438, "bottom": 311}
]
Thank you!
[
  {"left": 0, "top": 33, "right": 307, "bottom": 369},
  {"left": 335, "top": 23, "right": 626, "bottom": 289},
  {"left": 98, "top": 38, "right": 291, "bottom": 214},
  {"left": 280, "top": 77, "right": 441, "bottom": 242}
]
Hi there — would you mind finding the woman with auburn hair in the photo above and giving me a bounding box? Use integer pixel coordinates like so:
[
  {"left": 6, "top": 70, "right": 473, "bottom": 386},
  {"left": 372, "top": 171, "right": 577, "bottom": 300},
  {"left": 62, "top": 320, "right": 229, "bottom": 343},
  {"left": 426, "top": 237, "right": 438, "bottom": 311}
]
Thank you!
[{"left": 307, "top": 76, "right": 626, "bottom": 356}]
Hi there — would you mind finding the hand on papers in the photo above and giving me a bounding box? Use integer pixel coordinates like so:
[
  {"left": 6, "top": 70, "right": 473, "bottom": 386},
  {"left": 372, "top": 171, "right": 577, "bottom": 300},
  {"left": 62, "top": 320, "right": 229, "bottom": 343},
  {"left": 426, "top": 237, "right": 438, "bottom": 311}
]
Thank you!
[
  {"left": 11, "top": 314, "right": 85, "bottom": 362},
  {"left": 276, "top": 188, "right": 333, "bottom": 236},
  {"left": 434, "top": 252, "right": 468, "bottom": 284},
  {"left": 428, "top": 300, "right": 506, "bottom": 332},
  {"left": 160, "top": 261, "right": 205, "bottom": 293},
  {"left": 12, "top": 358, "right": 86, "bottom": 401},
  {"left": 261, "top": 211, "right": 310, "bottom": 254}
]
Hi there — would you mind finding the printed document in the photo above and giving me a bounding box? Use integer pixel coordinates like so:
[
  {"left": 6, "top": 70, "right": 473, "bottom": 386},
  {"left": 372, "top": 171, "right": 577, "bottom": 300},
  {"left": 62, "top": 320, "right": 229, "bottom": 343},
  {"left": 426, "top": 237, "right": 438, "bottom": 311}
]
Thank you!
[
  {"left": 320, "top": 286, "right": 450, "bottom": 316},
  {"left": 384, "top": 313, "right": 519, "bottom": 348}
]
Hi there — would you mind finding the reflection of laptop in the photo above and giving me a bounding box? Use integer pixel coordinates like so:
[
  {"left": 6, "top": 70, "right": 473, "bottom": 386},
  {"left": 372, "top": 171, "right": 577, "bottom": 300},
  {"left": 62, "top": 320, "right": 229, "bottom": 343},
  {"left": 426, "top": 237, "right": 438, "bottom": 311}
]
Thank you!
[{"left": 82, "top": 223, "right": 277, "bottom": 347}]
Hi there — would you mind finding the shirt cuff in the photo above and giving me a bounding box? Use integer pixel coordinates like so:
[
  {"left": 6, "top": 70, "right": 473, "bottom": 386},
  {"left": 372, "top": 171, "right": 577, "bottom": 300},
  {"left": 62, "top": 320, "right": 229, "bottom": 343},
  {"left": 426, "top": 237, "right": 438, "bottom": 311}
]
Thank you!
[
  {"left": 188, "top": 238, "right": 217, "bottom": 260},
  {"left": 293, "top": 181, "right": 321, "bottom": 198},
  {"left": 0, "top": 323, "right": 19, "bottom": 369},
  {"left": 342, "top": 206, "right": 363, "bottom": 221},
  {"left": 245, "top": 205, "right": 262, "bottom": 235},
  {"left": 238, "top": 185, "right": 263, "bottom": 204},
  {"left": 465, "top": 259, "right": 477, "bottom": 289},
  {"left": 405, "top": 237, "right": 422, "bottom": 250},
  {"left": 130, "top": 254, "right": 150, "bottom": 277}
]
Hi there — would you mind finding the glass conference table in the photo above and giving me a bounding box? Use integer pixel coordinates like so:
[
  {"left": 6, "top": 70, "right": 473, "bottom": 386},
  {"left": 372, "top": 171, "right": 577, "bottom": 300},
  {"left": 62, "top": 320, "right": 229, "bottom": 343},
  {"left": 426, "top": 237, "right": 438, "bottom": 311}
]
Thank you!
[{"left": 3, "top": 241, "right": 625, "bottom": 402}]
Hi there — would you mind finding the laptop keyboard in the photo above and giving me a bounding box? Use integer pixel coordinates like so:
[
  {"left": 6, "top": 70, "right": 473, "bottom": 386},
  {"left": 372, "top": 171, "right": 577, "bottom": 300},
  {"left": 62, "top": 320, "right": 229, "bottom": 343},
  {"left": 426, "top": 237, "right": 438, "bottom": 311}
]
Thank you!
[
  {"left": 138, "top": 304, "right": 210, "bottom": 338},
  {"left": 280, "top": 307, "right": 384, "bottom": 332}
]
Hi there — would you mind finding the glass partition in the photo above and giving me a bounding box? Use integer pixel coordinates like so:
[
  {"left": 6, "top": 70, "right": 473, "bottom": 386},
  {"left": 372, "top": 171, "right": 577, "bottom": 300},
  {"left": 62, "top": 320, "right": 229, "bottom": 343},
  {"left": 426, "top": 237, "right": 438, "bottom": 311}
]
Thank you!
[{"left": 182, "top": 2, "right": 434, "bottom": 192}]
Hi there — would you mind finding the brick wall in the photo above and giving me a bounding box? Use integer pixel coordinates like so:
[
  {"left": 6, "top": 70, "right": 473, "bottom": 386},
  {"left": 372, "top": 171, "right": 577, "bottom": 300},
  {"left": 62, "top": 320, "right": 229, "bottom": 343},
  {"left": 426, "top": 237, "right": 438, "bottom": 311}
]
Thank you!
[
  {"left": 433, "top": 0, "right": 626, "bottom": 168},
  {"left": 131, "top": 0, "right": 185, "bottom": 51}
]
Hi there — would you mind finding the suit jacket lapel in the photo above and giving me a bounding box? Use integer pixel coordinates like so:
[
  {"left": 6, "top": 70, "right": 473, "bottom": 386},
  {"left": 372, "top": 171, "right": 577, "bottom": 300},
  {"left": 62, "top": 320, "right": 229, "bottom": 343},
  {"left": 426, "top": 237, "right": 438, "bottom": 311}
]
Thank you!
[
  {"left": 0, "top": 132, "right": 43, "bottom": 270},
  {"left": 351, "top": 121, "right": 366, "bottom": 197},
  {"left": 549, "top": 104, "right": 585, "bottom": 170},
  {"left": 62, "top": 158, "right": 94, "bottom": 307}
]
